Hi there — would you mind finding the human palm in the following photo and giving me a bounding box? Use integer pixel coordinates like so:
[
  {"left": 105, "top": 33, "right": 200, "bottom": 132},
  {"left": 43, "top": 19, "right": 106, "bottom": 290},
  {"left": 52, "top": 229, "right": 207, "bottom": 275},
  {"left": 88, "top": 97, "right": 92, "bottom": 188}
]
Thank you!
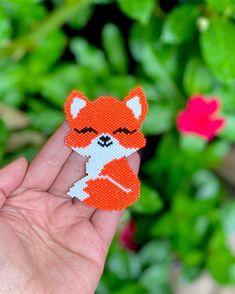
[{"left": 0, "top": 122, "right": 139, "bottom": 294}]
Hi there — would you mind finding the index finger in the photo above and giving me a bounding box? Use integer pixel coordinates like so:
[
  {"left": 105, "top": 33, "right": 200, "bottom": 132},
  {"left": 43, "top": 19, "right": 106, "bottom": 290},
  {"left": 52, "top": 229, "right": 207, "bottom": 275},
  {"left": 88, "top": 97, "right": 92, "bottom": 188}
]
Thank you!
[{"left": 20, "top": 121, "right": 72, "bottom": 191}]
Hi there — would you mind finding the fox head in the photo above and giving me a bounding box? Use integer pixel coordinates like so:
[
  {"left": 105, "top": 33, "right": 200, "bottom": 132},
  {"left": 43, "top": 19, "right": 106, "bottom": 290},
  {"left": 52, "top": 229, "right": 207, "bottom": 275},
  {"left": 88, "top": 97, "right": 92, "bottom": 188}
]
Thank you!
[{"left": 64, "top": 87, "right": 148, "bottom": 160}]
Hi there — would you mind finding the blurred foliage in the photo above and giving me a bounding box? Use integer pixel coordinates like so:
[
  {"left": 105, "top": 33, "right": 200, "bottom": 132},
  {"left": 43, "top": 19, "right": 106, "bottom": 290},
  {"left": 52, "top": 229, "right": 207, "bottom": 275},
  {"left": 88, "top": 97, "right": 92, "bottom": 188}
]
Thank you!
[{"left": 1, "top": 0, "right": 235, "bottom": 292}]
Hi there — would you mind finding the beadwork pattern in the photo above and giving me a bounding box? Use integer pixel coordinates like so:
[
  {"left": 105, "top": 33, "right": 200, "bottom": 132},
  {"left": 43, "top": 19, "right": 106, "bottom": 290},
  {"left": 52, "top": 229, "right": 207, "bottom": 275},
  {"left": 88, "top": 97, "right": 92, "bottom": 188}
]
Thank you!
[{"left": 64, "top": 87, "right": 148, "bottom": 210}]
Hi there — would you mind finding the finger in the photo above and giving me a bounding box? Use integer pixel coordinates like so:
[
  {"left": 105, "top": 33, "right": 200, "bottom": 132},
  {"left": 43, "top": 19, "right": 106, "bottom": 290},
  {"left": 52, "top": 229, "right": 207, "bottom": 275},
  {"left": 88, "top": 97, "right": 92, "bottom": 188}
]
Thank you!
[
  {"left": 49, "top": 151, "right": 96, "bottom": 219},
  {"left": 49, "top": 152, "right": 86, "bottom": 195},
  {"left": 91, "top": 152, "right": 140, "bottom": 247},
  {"left": 0, "top": 157, "right": 28, "bottom": 206},
  {"left": 20, "top": 121, "right": 72, "bottom": 191}
]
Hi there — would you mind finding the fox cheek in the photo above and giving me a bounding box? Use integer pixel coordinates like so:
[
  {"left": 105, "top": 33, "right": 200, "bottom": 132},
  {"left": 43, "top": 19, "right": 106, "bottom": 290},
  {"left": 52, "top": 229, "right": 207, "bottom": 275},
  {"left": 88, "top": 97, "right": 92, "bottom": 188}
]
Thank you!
[
  {"left": 65, "top": 131, "right": 96, "bottom": 148},
  {"left": 130, "top": 133, "right": 146, "bottom": 149},
  {"left": 114, "top": 132, "right": 145, "bottom": 149}
]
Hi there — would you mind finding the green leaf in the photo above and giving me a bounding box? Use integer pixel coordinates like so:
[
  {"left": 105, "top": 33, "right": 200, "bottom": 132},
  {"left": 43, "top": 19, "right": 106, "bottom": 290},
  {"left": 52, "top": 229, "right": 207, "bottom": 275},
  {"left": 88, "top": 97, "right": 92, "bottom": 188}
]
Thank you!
[
  {"left": 143, "top": 135, "right": 197, "bottom": 196},
  {"left": 68, "top": 4, "right": 94, "bottom": 29},
  {"left": 104, "top": 75, "right": 137, "bottom": 98},
  {"left": 219, "top": 115, "right": 235, "bottom": 142},
  {"left": 207, "top": 229, "right": 235, "bottom": 284},
  {"left": 183, "top": 250, "right": 204, "bottom": 267},
  {"left": 8, "top": 146, "right": 40, "bottom": 162},
  {"left": 0, "top": 89, "right": 24, "bottom": 108},
  {"left": 102, "top": 23, "right": 128, "bottom": 73},
  {"left": 200, "top": 19, "right": 235, "bottom": 83},
  {"left": 27, "top": 30, "right": 66, "bottom": 74},
  {"left": 161, "top": 5, "right": 199, "bottom": 44},
  {"left": 92, "top": 0, "right": 113, "bottom": 3},
  {"left": 70, "top": 37, "right": 109, "bottom": 75},
  {"left": 206, "top": 0, "right": 235, "bottom": 14},
  {"left": 129, "top": 23, "right": 146, "bottom": 62},
  {"left": 0, "top": 61, "right": 25, "bottom": 107},
  {"left": 173, "top": 193, "right": 217, "bottom": 219},
  {"left": 129, "top": 18, "right": 163, "bottom": 62},
  {"left": 108, "top": 250, "right": 141, "bottom": 279},
  {"left": 51, "top": 0, "right": 63, "bottom": 6},
  {"left": 139, "top": 240, "right": 171, "bottom": 267},
  {"left": 150, "top": 213, "right": 174, "bottom": 238},
  {"left": 220, "top": 202, "right": 235, "bottom": 237},
  {"left": 179, "top": 266, "right": 201, "bottom": 282},
  {"left": 156, "top": 45, "right": 180, "bottom": 81},
  {"left": 113, "top": 284, "right": 148, "bottom": 294},
  {"left": 0, "top": 8, "right": 12, "bottom": 44},
  {"left": 183, "top": 58, "right": 214, "bottom": 96},
  {"left": 180, "top": 134, "right": 207, "bottom": 153},
  {"left": 4, "top": 0, "right": 47, "bottom": 35},
  {"left": 180, "top": 0, "right": 204, "bottom": 3},
  {"left": 39, "top": 64, "right": 82, "bottom": 107},
  {"left": 192, "top": 170, "right": 220, "bottom": 199},
  {"left": 212, "top": 84, "right": 235, "bottom": 113},
  {"left": 142, "top": 103, "right": 175, "bottom": 135},
  {"left": 204, "top": 141, "right": 230, "bottom": 167},
  {"left": 140, "top": 44, "right": 184, "bottom": 100},
  {"left": 140, "top": 263, "right": 171, "bottom": 291},
  {"left": 117, "top": 0, "right": 155, "bottom": 24},
  {"left": 194, "top": 216, "right": 210, "bottom": 240},
  {"left": 29, "top": 109, "right": 64, "bottom": 134},
  {"left": 131, "top": 184, "right": 163, "bottom": 214}
]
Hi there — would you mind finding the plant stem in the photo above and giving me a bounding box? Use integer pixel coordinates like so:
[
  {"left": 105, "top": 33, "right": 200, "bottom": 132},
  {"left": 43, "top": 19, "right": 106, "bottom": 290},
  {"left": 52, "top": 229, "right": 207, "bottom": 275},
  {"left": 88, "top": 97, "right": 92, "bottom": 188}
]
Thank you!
[{"left": 0, "top": 0, "right": 90, "bottom": 60}]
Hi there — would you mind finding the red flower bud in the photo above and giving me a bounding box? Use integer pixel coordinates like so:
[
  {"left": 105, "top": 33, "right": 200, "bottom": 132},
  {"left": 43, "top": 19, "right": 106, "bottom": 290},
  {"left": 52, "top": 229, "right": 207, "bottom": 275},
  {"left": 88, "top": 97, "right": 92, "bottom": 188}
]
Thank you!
[
  {"left": 177, "top": 95, "right": 226, "bottom": 141},
  {"left": 119, "top": 220, "right": 138, "bottom": 252}
]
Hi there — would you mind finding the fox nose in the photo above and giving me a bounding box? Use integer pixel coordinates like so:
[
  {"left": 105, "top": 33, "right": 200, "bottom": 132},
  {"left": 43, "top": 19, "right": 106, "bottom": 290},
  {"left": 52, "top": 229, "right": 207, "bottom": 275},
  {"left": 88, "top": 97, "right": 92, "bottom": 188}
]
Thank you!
[{"left": 99, "top": 135, "right": 111, "bottom": 142}]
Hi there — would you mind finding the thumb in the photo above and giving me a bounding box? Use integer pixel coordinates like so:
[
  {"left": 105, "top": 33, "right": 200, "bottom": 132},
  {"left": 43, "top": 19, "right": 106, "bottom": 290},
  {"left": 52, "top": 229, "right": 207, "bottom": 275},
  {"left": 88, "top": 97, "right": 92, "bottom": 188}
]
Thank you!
[{"left": 0, "top": 157, "right": 28, "bottom": 207}]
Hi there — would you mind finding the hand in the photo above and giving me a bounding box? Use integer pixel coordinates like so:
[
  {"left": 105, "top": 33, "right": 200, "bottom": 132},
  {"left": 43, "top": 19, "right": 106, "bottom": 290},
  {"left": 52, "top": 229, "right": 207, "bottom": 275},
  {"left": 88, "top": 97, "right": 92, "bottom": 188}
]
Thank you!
[{"left": 0, "top": 122, "right": 139, "bottom": 294}]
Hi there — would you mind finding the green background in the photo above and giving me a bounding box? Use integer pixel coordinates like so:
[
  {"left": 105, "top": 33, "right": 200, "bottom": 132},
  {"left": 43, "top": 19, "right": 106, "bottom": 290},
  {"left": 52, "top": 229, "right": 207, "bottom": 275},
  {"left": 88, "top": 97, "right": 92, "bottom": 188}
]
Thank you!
[{"left": 1, "top": 0, "right": 235, "bottom": 292}]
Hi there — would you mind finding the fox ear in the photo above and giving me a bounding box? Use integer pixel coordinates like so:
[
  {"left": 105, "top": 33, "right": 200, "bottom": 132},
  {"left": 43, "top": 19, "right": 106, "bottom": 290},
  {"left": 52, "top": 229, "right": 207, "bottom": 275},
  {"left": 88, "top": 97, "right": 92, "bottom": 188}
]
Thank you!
[
  {"left": 64, "top": 90, "right": 89, "bottom": 121},
  {"left": 124, "top": 87, "right": 148, "bottom": 123}
]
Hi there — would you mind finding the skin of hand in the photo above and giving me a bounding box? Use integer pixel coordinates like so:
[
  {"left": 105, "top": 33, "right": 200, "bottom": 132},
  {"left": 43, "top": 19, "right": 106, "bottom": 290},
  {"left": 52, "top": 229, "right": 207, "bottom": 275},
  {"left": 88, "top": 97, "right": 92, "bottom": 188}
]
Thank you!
[{"left": 0, "top": 122, "right": 140, "bottom": 294}]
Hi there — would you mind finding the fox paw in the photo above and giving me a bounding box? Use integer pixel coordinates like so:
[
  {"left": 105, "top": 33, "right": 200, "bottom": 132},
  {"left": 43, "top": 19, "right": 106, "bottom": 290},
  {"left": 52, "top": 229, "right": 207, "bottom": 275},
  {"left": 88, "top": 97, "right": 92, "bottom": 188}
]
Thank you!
[{"left": 67, "top": 184, "right": 89, "bottom": 201}]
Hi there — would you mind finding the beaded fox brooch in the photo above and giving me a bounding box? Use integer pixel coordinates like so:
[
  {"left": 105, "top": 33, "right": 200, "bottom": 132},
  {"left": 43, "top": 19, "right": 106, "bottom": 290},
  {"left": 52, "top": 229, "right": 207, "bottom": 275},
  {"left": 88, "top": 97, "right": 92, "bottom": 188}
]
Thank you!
[{"left": 64, "top": 87, "right": 148, "bottom": 210}]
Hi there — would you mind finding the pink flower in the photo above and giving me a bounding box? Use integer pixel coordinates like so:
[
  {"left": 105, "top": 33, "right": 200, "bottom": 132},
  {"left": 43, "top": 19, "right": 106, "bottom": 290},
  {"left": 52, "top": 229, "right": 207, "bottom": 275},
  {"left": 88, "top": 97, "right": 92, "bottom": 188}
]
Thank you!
[
  {"left": 119, "top": 220, "right": 138, "bottom": 252},
  {"left": 177, "top": 95, "right": 226, "bottom": 141}
]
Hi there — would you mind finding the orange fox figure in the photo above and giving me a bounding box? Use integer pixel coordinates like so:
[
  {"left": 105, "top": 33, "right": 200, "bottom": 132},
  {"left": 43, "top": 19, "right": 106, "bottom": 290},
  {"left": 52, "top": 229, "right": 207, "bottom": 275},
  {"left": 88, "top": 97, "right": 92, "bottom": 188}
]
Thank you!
[{"left": 64, "top": 87, "right": 148, "bottom": 210}]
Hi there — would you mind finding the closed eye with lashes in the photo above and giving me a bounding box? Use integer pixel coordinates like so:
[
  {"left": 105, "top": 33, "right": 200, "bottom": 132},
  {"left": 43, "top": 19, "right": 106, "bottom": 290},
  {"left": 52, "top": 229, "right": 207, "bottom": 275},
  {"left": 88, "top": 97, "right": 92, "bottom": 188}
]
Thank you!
[
  {"left": 74, "top": 127, "right": 98, "bottom": 134},
  {"left": 113, "top": 128, "right": 137, "bottom": 135}
]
